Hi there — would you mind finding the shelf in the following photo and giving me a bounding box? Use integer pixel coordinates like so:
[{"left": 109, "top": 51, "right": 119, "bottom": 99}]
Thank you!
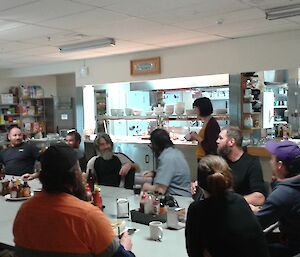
[
  {"left": 98, "top": 114, "right": 230, "bottom": 121},
  {"left": 2, "top": 113, "right": 20, "bottom": 116},
  {"left": 21, "top": 114, "right": 43, "bottom": 117},
  {"left": 274, "top": 106, "right": 287, "bottom": 109},
  {"left": 274, "top": 121, "right": 288, "bottom": 125},
  {"left": 0, "top": 103, "right": 18, "bottom": 106},
  {"left": 242, "top": 112, "right": 261, "bottom": 115}
]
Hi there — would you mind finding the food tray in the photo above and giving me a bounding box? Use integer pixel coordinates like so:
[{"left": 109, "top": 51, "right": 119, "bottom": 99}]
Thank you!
[{"left": 130, "top": 210, "right": 167, "bottom": 225}]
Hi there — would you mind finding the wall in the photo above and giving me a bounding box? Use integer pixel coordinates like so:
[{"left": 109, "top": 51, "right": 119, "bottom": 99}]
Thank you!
[
  {"left": 0, "top": 75, "right": 57, "bottom": 97},
  {"left": 1, "top": 29, "right": 300, "bottom": 88}
]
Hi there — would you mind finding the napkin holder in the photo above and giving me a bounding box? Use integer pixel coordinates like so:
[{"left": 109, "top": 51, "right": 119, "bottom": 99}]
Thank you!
[
  {"left": 130, "top": 210, "right": 167, "bottom": 225},
  {"left": 167, "top": 207, "right": 186, "bottom": 230}
]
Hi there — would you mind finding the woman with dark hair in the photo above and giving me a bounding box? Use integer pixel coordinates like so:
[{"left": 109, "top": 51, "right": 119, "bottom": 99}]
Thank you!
[
  {"left": 142, "top": 129, "right": 191, "bottom": 196},
  {"left": 190, "top": 97, "right": 220, "bottom": 161},
  {"left": 185, "top": 155, "right": 270, "bottom": 257}
]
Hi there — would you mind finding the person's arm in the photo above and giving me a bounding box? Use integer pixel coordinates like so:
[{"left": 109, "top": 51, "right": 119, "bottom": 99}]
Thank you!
[
  {"left": 200, "top": 118, "right": 220, "bottom": 155},
  {"left": 244, "top": 157, "right": 267, "bottom": 206},
  {"left": 185, "top": 202, "right": 205, "bottom": 257},
  {"left": 142, "top": 183, "right": 167, "bottom": 194},
  {"left": 119, "top": 162, "right": 140, "bottom": 177},
  {"left": 244, "top": 192, "right": 265, "bottom": 206},
  {"left": 255, "top": 187, "right": 292, "bottom": 229},
  {"left": 21, "top": 171, "right": 40, "bottom": 181}
]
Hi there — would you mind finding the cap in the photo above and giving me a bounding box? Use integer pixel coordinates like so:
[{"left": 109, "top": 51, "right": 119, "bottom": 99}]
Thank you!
[
  {"left": 266, "top": 140, "right": 300, "bottom": 164},
  {"left": 41, "top": 143, "right": 78, "bottom": 174}
]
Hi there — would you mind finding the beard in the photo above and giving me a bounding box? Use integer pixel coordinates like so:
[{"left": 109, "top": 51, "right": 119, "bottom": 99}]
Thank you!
[
  {"left": 217, "top": 143, "right": 232, "bottom": 159},
  {"left": 72, "top": 178, "right": 87, "bottom": 201},
  {"left": 100, "top": 150, "right": 113, "bottom": 160}
]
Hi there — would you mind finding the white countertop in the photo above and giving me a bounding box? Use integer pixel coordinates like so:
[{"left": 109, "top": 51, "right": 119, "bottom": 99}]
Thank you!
[{"left": 86, "top": 136, "right": 197, "bottom": 146}]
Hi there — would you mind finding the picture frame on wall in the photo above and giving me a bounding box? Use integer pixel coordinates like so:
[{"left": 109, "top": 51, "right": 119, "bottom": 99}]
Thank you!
[{"left": 130, "top": 57, "right": 161, "bottom": 76}]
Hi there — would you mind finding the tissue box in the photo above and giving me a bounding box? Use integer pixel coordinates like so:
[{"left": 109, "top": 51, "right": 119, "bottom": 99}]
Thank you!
[
  {"left": 130, "top": 210, "right": 167, "bottom": 225},
  {"left": 0, "top": 94, "right": 14, "bottom": 104}
]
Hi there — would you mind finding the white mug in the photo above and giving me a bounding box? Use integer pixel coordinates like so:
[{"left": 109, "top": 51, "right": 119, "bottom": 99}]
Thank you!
[{"left": 149, "top": 221, "right": 163, "bottom": 241}]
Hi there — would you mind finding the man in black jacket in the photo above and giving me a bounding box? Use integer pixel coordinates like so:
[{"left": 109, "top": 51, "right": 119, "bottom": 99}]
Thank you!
[{"left": 251, "top": 140, "right": 300, "bottom": 257}]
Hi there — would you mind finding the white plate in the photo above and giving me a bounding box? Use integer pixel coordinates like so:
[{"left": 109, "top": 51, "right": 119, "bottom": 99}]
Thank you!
[{"left": 4, "top": 193, "right": 33, "bottom": 201}]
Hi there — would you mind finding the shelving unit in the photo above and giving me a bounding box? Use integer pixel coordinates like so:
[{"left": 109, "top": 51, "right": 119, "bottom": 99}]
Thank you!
[
  {"left": 0, "top": 103, "right": 21, "bottom": 132},
  {"left": 240, "top": 73, "right": 263, "bottom": 130}
]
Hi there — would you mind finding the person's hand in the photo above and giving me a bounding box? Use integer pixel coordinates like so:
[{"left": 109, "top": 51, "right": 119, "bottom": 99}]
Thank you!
[
  {"left": 190, "top": 131, "right": 201, "bottom": 142},
  {"left": 119, "top": 163, "right": 131, "bottom": 177},
  {"left": 191, "top": 180, "right": 198, "bottom": 195},
  {"left": 21, "top": 172, "right": 39, "bottom": 181},
  {"left": 143, "top": 170, "right": 154, "bottom": 177},
  {"left": 120, "top": 231, "right": 132, "bottom": 251},
  {"left": 249, "top": 204, "right": 261, "bottom": 214}
]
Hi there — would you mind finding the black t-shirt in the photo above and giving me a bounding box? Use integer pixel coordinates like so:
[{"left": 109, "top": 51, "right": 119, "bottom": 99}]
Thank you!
[
  {"left": 0, "top": 142, "right": 40, "bottom": 176},
  {"left": 94, "top": 155, "right": 122, "bottom": 187},
  {"left": 227, "top": 152, "right": 267, "bottom": 197},
  {"left": 185, "top": 192, "right": 270, "bottom": 257}
]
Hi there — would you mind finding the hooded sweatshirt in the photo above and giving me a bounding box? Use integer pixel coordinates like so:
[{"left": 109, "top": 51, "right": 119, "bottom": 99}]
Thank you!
[{"left": 256, "top": 175, "right": 300, "bottom": 254}]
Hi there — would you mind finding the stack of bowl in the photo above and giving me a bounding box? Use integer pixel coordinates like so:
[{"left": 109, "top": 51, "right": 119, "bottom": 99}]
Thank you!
[
  {"left": 165, "top": 105, "right": 174, "bottom": 116},
  {"left": 175, "top": 102, "right": 185, "bottom": 115},
  {"left": 154, "top": 106, "right": 164, "bottom": 116}
]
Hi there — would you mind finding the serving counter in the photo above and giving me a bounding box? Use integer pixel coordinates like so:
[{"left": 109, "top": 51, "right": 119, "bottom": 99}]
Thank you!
[{"left": 0, "top": 177, "right": 192, "bottom": 257}]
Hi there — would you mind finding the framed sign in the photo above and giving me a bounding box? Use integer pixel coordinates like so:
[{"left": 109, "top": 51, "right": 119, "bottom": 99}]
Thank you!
[{"left": 130, "top": 57, "right": 161, "bottom": 76}]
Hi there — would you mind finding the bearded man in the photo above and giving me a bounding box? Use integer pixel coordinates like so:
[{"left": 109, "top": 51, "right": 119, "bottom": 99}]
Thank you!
[
  {"left": 86, "top": 133, "right": 139, "bottom": 188},
  {"left": 216, "top": 126, "right": 266, "bottom": 205}
]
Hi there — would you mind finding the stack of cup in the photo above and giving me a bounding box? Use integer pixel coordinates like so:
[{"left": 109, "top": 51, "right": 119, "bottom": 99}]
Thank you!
[{"left": 175, "top": 102, "right": 185, "bottom": 115}]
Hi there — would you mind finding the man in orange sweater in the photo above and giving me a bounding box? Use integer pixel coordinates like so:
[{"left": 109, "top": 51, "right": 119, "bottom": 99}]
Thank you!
[{"left": 13, "top": 144, "right": 135, "bottom": 257}]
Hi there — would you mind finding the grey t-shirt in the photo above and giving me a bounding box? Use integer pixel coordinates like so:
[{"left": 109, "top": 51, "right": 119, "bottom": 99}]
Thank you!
[{"left": 154, "top": 147, "right": 191, "bottom": 197}]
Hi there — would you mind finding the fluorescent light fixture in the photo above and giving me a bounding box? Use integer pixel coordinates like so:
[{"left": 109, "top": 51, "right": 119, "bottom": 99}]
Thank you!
[
  {"left": 59, "top": 38, "right": 115, "bottom": 53},
  {"left": 265, "top": 4, "right": 300, "bottom": 20}
]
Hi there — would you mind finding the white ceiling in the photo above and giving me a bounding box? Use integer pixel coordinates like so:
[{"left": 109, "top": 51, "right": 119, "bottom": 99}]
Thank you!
[{"left": 0, "top": 0, "right": 300, "bottom": 69}]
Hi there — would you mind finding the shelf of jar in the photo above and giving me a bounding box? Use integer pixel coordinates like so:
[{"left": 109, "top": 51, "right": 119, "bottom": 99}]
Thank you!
[
  {"left": 0, "top": 103, "right": 18, "bottom": 106},
  {"left": 98, "top": 114, "right": 230, "bottom": 121},
  {"left": 20, "top": 114, "right": 43, "bottom": 117},
  {"left": 0, "top": 122, "right": 20, "bottom": 126}
]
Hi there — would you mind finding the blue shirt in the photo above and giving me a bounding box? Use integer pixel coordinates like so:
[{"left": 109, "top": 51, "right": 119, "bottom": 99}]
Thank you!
[{"left": 154, "top": 147, "right": 191, "bottom": 197}]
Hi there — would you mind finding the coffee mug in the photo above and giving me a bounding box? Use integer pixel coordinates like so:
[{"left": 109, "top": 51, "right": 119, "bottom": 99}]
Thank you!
[{"left": 149, "top": 221, "right": 163, "bottom": 241}]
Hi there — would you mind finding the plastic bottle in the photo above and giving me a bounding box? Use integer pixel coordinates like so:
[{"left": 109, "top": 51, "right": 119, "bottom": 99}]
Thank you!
[
  {"left": 85, "top": 184, "right": 93, "bottom": 202},
  {"left": 87, "top": 169, "right": 96, "bottom": 193},
  {"left": 93, "top": 186, "right": 103, "bottom": 210},
  {"left": 140, "top": 191, "right": 147, "bottom": 213},
  {"left": 144, "top": 192, "right": 153, "bottom": 214},
  {"left": 10, "top": 180, "right": 18, "bottom": 198},
  {"left": 22, "top": 181, "right": 31, "bottom": 197},
  {"left": 152, "top": 194, "right": 160, "bottom": 215}
]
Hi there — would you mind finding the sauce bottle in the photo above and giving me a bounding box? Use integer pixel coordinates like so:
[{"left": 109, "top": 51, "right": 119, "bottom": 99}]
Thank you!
[{"left": 93, "top": 186, "right": 103, "bottom": 210}]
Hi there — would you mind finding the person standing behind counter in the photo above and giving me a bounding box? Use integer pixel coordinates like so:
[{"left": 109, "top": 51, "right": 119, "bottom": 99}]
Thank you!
[
  {"left": 142, "top": 128, "right": 192, "bottom": 197},
  {"left": 185, "top": 155, "right": 270, "bottom": 257},
  {"left": 190, "top": 97, "right": 220, "bottom": 161},
  {"left": 0, "top": 125, "right": 40, "bottom": 177}
]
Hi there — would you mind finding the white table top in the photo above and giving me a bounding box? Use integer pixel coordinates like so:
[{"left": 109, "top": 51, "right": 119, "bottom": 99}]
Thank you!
[{"left": 0, "top": 177, "right": 192, "bottom": 256}]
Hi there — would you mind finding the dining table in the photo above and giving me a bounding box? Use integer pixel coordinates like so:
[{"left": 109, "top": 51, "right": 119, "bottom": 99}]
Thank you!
[{"left": 0, "top": 176, "right": 193, "bottom": 256}]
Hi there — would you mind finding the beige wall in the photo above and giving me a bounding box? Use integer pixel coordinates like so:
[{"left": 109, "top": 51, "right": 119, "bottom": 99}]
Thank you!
[
  {"left": 0, "top": 75, "right": 57, "bottom": 97},
  {"left": 0, "top": 29, "right": 299, "bottom": 88}
]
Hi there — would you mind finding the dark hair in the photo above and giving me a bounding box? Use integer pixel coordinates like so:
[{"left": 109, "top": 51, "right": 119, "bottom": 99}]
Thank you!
[
  {"left": 150, "top": 129, "right": 173, "bottom": 154},
  {"left": 94, "top": 133, "right": 113, "bottom": 150},
  {"left": 276, "top": 156, "right": 300, "bottom": 177},
  {"left": 198, "top": 155, "right": 232, "bottom": 199},
  {"left": 39, "top": 144, "right": 79, "bottom": 193},
  {"left": 193, "top": 97, "right": 213, "bottom": 117},
  {"left": 222, "top": 126, "right": 243, "bottom": 147},
  {"left": 7, "top": 124, "right": 21, "bottom": 133},
  {"left": 67, "top": 131, "right": 81, "bottom": 143}
]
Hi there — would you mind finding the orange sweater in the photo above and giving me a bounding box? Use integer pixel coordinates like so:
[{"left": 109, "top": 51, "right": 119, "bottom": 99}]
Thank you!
[{"left": 13, "top": 192, "right": 118, "bottom": 256}]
